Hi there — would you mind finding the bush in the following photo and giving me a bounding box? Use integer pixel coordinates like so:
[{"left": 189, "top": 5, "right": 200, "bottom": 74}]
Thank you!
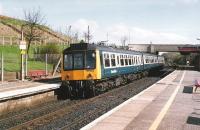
[
  {"left": 38, "top": 44, "right": 60, "bottom": 54},
  {"left": 31, "top": 44, "right": 61, "bottom": 64}
]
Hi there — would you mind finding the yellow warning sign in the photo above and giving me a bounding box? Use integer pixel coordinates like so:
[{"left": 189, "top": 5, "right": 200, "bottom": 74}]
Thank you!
[{"left": 21, "top": 50, "right": 26, "bottom": 54}]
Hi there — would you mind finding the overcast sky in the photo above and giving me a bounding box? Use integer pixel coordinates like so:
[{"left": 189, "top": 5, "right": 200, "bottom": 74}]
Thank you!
[{"left": 0, "top": 0, "right": 200, "bottom": 45}]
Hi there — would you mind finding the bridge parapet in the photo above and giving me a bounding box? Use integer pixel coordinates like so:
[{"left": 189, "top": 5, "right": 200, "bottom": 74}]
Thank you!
[{"left": 128, "top": 44, "right": 200, "bottom": 53}]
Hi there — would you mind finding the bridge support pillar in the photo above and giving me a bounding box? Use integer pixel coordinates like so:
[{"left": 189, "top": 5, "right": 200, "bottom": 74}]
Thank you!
[{"left": 198, "top": 53, "right": 200, "bottom": 71}]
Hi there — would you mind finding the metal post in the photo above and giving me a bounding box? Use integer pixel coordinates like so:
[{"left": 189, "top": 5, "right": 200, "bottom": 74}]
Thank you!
[
  {"left": 25, "top": 54, "right": 28, "bottom": 77},
  {"left": 45, "top": 53, "right": 48, "bottom": 76},
  {"left": 199, "top": 53, "right": 200, "bottom": 71},
  {"left": 1, "top": 52, "right": 3, "bottom": 82},
  {"left": 10, "top": 37, "right": 12, "bottom": 45},
  {"left": 2, "top": 36, "right": 4, "bottom": 45},
  {"left": 21, "top": 54, "right": 24, "bottom": 81}
]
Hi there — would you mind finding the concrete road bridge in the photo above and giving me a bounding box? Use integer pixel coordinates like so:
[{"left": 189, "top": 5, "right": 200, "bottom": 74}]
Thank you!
[
  {"left": 128, "top": 44, "right": 200, "bottom": 54},
  {"left": 128, "top": 43, "right": 200, "bottom": 70}
]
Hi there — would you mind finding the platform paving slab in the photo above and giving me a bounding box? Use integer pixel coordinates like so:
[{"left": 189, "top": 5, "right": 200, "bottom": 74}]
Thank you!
[
  {"left": 82, "top": 70, "right": 179, "bottom": 130},
  {"left": 82, "top": 70, "right": 200, "bottom": 130}
]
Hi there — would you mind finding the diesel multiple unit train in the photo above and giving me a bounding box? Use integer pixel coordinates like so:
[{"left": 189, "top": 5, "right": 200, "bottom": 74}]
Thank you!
[{"left": 61, "top": 43, "right": 164, "bottom": 98}]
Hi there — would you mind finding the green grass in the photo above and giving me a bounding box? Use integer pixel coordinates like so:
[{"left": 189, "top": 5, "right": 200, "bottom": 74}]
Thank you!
[
  {"left": 0, "top": 45, "right": 63, "bottom": 72},
  {"left": 0, "top": 45, "right": 20, "bottom": 53},
  {"left": 1, "top": 17, "right": 25, "bottom": 26},
  {"left": 1, "top": 16, "right": 51, "bottom": 30},
  {"left": 28, "top": 61, "right": 53, "bottom": 71}
]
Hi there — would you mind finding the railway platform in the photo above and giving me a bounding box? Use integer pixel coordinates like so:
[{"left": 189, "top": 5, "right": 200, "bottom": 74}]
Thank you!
[
  {"left": 81, "top": 70, "right": 200, "bottom": 130},
  {"left": 0, "top": 78, "right": 60, "bottom": 101}
]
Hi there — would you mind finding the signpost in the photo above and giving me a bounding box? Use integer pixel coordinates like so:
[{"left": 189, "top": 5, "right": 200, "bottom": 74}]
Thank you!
[{"left": 20, "top": 31, "right": 27, "bottom": 81}]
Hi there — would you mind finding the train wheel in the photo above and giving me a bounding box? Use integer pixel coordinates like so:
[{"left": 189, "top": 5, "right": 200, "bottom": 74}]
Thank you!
[
  {"left": 85, "top": 80, "right": 96, "bottom": 98},
  {"left": 66, "top": 85, "right": 72, "bottom": 99},
  {"left": 78, "top": 86, "right": 86, "bottom": 98},
  {"left": 91, "top": 85, "right": 96, "bottom": 97}
]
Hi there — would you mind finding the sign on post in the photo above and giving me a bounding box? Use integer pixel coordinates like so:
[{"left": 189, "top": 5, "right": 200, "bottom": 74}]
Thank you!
[
  {"left": 21, "top": 50, "right": 26, "bottom": 55},
  {"left": 20, "top": 41, "right": 27, "bottom": 50}
]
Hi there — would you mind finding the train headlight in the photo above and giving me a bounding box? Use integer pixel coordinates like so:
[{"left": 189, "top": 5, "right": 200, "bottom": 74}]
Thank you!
[
  {"left": 87, "top": 74, "right": 93, "bottom": 79},
  {"left": 92, "top": 53, "right": 95, "bottom": 58},
  {"left": 65, "top": 75, "right": 69, "bottom": 80}
]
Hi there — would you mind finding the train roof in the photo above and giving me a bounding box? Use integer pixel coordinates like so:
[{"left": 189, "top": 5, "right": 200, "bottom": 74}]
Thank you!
[{"left": 63, "top": 43, "right": 159, "bottom": 56}]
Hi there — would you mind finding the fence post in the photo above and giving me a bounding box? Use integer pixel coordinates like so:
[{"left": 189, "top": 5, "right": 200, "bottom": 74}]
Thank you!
[
  {"left": 1, "top": 52, "right": 3, "bottom": 82},
  {"left": 25, "top": 54, "right": 28, "bottom": 77},
  {"left": 45, "top": 53, "right": 48, "bottom": 76},
  {"left": 21, "top": 54, "right": 24, "bottom": 81},
  {"left": 10, "top": 37, "right": 12, "bottom": 45},
  {"left": 2, "top": 36, "right": 4, "bottom": 45}
]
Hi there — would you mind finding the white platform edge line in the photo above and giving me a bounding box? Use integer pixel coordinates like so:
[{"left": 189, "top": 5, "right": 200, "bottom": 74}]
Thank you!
[
  {"left": 149, "top": 70, "right": 185, "bottom": 130},
  {"left": 0, "top": 83, "right": 61, "bottom": 101},
  {"left": 80, "top": 70, "right": 177, "bottom": 130}
]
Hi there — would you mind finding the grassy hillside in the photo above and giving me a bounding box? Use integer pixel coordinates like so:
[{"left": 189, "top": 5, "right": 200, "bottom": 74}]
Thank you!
[
  {"left": 0, "top": 15, "right": 26, "bottom": 26},
  {"left": 0, "top": 15, "right": 70, "bottom": 72},
  {"left": 0, "top": 15, "right": 69, "bottom": 44}
]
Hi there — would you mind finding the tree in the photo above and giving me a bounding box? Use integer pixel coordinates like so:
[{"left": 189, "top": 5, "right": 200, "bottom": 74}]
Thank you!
[{"left": 23, "top": 8, "right": 46, "bottom": 54}]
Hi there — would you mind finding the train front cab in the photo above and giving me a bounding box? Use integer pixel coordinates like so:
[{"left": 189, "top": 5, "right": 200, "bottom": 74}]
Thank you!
[{"left": 61, "top": 49, "right": 101, "bottom": 98}]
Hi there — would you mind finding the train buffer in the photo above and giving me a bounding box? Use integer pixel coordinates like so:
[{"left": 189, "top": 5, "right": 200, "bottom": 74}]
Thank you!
[{"left": 27, "top": 70, "right": 48, "bottom": 79}]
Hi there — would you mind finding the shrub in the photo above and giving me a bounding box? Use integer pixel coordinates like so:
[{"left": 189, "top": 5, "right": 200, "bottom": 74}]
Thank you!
[{"left": 38, "top": 44, "right": 60, "bottom": 54}]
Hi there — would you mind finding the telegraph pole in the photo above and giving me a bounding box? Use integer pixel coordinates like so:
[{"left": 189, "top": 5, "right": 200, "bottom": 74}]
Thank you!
[{"left": 87, "top": 25, "right": 90, "bottom": 43}]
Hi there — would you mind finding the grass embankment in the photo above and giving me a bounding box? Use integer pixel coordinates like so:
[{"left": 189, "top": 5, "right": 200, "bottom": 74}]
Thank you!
[
  {"left": 0, "top": 15, "right": 50, "bottom": 30},
  {"left": 0, "top": 45, "right": 66, "bottom": 72}
]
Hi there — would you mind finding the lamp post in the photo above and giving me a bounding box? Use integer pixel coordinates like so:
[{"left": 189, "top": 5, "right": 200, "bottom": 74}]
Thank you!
[{"left": 197, "top": 38, "right": 200, "bottom": 70}]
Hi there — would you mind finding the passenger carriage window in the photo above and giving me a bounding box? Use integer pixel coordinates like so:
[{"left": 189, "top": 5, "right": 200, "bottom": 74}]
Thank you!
[
  {"left": 131, "top": 56, "right": 133, "bottom": 65},
  {"left": 135, "top": 57, "right": 137, "bottom": 65},
  {"left": 128, "top": 55, "right": 131, "bottom": 65},
  {"left": 146, "top": 57, "right": 149, "bottom": 63},
  {"left": 111, "top": 54, "right": 116, "bottom": 67},
  {"left": 117, "top": 55, "right": 120, "bottom": 65},
  {"left": 104, "top": 53, "right": 110, "bottom": 67},
  {"left": 120, "top": 55, "right": 124, "bottom": 66},
  {"left": 125, "top": 55, "right": 128, "bottom": 66},
  {"left": 138, "top": 56, "right": 139, "bottom": 64}
]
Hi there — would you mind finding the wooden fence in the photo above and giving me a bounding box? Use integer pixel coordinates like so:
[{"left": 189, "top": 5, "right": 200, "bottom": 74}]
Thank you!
[{"left": 0, "top": 36, "right": 69, "bottom": 46}]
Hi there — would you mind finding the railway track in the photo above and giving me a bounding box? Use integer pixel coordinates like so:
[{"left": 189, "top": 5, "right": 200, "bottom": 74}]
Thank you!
[
  {"left": 0, "top": 70, "right": 172, "bottom": 130},
  {"left": 0, "top": 99, "right": 79, "bottom": 129}
]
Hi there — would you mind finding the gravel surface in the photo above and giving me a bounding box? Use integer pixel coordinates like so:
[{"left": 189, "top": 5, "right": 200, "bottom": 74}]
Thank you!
[
  {"left": 52, "top": 77, "right": 160, "bottom": 130},
  {"left": 0, "top": 71, "right": 170, "bottom": 130}
]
